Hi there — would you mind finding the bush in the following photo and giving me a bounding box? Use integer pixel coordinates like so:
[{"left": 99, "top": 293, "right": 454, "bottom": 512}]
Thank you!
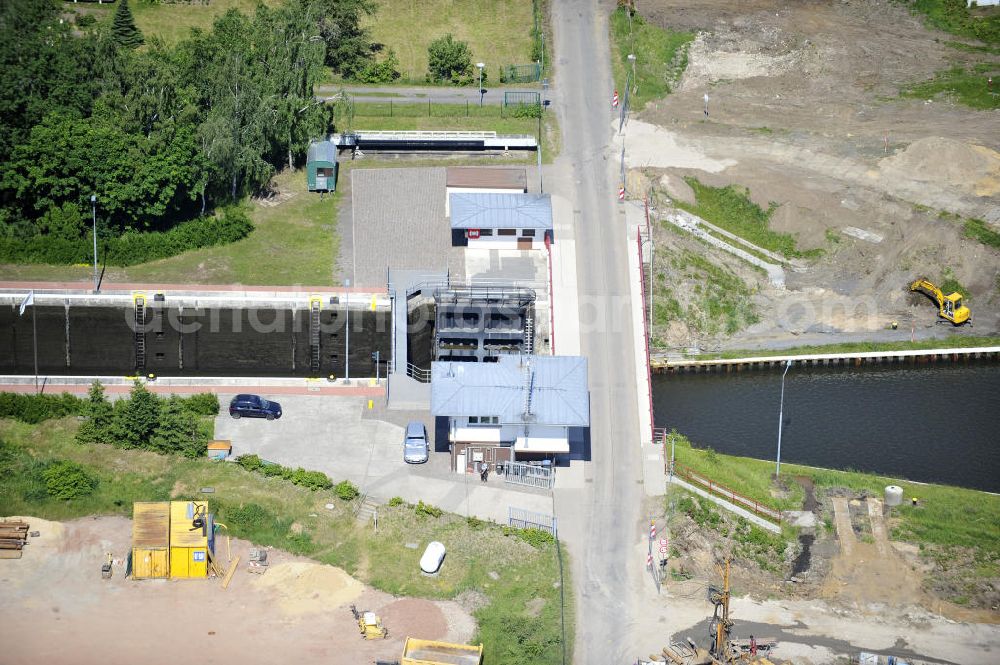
[
  {"left": 388, "top": 496, "right": 406, "bottom": 507},
  {"left": 290, "top": 468, "right": 333, "bottom": 491},
  {"left": 334, "top": 480, "right": 360, "bottom": 501},
  {"left": 427, "top": 34, "right": 473, "bottom": 83},
  {"left": 235, "top": 454, "right": 263, "bottom": 472},
  {"left": 42, "top": 460, "right": 98, "bottom": 500},
  {"left": 356, "top": 49, "right": 401, "bottom": 83},
  {"left": 0, "top": 206, "right": 253, "bottom": 266},
  {"left": 509, "top": 103, "right": 541, "bottom": 118},
  {"left": 75, "top": 13, "right": 97, "bottom": 28},
  {"left": 414, "top": 500, "right": 442, "bottom": 518},
  {"left": 226, "top": 502, "right": 271, "bottom": 530},
  {"left": 0, "top": 392, "right": 85, "bottom": 424},
  {"left": 182, "top": 393, "right": 220, "bottom": 416},
  {"left": 515, "top": 527, "right": 555, "bottom": 548}
]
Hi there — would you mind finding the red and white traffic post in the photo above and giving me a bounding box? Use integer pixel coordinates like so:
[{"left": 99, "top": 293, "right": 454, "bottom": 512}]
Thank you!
[{"left": 612, "top": 89, "right": 619, "bottom": 108}]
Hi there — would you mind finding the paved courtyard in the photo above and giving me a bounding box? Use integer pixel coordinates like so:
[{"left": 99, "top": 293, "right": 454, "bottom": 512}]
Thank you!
[
  {"left": 214, "top": 393, "right": 552, "bottom": 523},
  {"left": 347, "top": 167, "right": 465, "bottom": 287}
]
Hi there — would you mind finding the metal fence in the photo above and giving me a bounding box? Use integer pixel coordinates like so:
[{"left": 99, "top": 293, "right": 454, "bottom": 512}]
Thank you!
[
  {"left": 503, "top": 461, "right": 555, "bottom": 489},
  {"left": 674, "top": 463, "right": 783, "bottom": 524},
  {"left": 508, "top": 507, "right": 558, "bottom": 535},
  {"left": 501, "top": 64, "right": 542, "bottom": 83},
  {"left": 503, "top": 91, "right": 541, "bottom": 108}
]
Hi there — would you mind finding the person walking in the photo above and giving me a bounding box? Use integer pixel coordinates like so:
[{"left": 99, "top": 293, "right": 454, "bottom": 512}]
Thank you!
[{"left": 480, "top": 461, "right": 490, "bottom": 483}]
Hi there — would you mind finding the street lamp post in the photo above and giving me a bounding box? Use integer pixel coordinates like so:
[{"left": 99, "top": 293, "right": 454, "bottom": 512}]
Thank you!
[
  {"left": 344, "top": 279, "right": 351, "bottom": 382},
  {"left": 91, "top": 195, "right": 98, "bottom": 293},
  {"left": 775, "top": 360, "right": 792, "bottom": 477},
  {"left": 476, "top": 62, "right": 485, "bottom": 107}
]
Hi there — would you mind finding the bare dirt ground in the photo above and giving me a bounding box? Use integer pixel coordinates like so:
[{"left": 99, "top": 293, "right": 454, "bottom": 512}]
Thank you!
[
  {"left": 629, "top": 0, "right": 1000, "bottom": 351},
  {"left": 0, "top": 516, "right": 475, "bottom": 665},
  {"left": 631, "top": 492, "right": 1000, "bottom": 665}
]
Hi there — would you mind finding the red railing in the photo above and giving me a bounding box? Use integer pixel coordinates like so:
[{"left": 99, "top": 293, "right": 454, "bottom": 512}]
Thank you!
[
  {"left": 637, "top": 220, "right": 654, "bottom": 444},
  {"left": 673, "top": 463, "right": 782, "bottom": 524}
]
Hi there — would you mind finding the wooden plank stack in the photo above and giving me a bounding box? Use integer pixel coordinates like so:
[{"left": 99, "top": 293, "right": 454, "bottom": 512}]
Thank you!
[{"left": 0, "top": 520, "right": 29, "bottom": 559}]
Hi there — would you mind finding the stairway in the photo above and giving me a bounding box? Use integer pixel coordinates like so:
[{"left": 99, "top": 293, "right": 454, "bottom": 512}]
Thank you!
[
  {"left": 134, "top": 297, "right": 146, "bottom": 372},
  {"left": 309, "top": 301, "right": 321, "bottom": 374},
  {"left": 355, "top": 495, "right": 380, "bottom": 526},
  {"left": 523, "top": 314, "right": 534, "bottom": 355}
]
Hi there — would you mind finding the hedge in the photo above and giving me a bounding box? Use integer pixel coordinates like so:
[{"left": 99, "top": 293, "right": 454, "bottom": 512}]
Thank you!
[
  {"left": 0, "top": 392, "right": 86, "bottom": 423},
  {"left": 0, "top": 206, "right": 253, "bottom": 266}
]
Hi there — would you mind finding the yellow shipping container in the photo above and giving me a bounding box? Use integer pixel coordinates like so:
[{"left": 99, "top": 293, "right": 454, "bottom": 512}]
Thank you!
[
  {"left": 169, "top": 500, "right": 210, "bottom": 579},
  {"left": 132, "top": 502, "right": 170, "bottom": 579}
]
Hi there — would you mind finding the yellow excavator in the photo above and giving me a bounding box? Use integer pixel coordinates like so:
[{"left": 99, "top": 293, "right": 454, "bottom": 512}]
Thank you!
[{"left": 910, "top": 278, "right": 971, "bottom": 325}]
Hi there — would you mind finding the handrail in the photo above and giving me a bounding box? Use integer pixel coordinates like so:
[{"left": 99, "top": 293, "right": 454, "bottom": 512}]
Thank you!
[
  {"left": 406, "top": 363, "right": 431, "bottom": 383},
  {"left": 673, "top": 463, "right": 782, "bottom": 524}
]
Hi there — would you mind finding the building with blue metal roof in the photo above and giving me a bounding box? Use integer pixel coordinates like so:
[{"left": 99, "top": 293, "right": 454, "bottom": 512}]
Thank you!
[
  {"left": 431, "top": 354, "right": 589, "bottom": 470},
  {"left": 449, "top": 192, "right": 552, "bottom": 250}
]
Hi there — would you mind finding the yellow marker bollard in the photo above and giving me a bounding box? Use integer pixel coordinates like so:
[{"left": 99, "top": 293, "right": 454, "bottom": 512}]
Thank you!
[{"left": 367, "top": 399, "right": 373, "bottom": 410}]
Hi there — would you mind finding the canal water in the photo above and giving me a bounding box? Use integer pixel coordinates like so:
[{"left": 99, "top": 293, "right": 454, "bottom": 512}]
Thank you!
[
  {"left": 1, "top": 305, "right": 391, "bottom": 379},
  {"left": 652, "top": 361, "right": 1000, "bottom": 493}
]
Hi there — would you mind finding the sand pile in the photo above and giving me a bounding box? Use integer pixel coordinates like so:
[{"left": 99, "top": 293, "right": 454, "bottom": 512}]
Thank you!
[
  {"left": 879, "top": 137, "right": 1000, "bottom": 197},
  {"left": 252, "top": 561, "right": 364, "bottom": 616}
]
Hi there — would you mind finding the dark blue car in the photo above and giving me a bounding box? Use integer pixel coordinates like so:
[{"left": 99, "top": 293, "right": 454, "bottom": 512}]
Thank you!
[{"left": 229, "top": 394, "right": 282, "bottom": 420}]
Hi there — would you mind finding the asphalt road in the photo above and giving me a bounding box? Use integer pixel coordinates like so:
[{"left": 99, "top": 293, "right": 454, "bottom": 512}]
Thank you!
[
  {"left": 315, "top": 84, "right": 554, "bottom": 105},
  {"left": 549, "top": 2, "right": 644, "bottom": 664}
]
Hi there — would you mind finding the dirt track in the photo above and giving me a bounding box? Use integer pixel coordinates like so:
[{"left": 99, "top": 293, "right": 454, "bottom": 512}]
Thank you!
[
  {"left": 0, "top": 517, "right": 474, "bottom": 665},
  {"left": 630, "top": 0, "right": 1000, "bottom": 350}
]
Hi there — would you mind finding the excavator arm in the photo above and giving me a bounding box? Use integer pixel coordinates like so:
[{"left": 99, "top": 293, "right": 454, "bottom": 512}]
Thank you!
[{"left": 910, "top": 278, "right": 971, "bottom": 325}]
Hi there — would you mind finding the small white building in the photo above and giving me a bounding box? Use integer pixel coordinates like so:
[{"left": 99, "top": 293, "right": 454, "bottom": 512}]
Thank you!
[
  {"left": 431, "top": 355, "right": 589, "bottom": 473},
  {"left": 445, "top": 167, "right": 527, "bottom": 217},
  {"left": 449, "top": 192, "right": 553, "bottom": 250}
]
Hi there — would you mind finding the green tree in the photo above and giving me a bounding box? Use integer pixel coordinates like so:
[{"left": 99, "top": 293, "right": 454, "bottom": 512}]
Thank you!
[
  {"left": 76, "top": 381, "right": 114, "bottom": 445},
  {"left": 427, "top": 34, "right": 473, "bottom": 84},
  {"left": 111, "top": 380, "right": 159, "bottom": 449},
  {"left": 0, "top": 1, "right": 98, "bottom": 181},
  {"left": 111, "top": 0, "right": 144, "bottom": 50},
  {"left": 300, "top": 0, "right": 377, "bottom": 78},
  {"left": 42, "top": 460, "right": 98, "bottom": 500},
  {"left": 150, "top": 396, "right": 208, "bottom": 458},
  {"left": 357, "top": 48, "right": 401, "bottom": 84}
]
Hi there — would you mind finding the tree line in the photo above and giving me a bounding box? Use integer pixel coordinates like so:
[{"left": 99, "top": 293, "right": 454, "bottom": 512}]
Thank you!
[{"left": 0, "top": 0, "right": 378, "bottom": 264}]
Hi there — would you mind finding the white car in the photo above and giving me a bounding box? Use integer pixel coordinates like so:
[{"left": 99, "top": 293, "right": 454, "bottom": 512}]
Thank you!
[{"left": 403, "top": 422, "right": 429, "bottom": 464}]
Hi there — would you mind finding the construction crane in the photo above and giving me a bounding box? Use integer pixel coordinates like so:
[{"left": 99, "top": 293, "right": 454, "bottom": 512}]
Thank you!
[{"left": 909, "top": 278, "right": 971, "bottom": 325}]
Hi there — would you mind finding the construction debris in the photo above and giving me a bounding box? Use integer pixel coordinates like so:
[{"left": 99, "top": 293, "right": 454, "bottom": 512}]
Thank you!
[{"left": 0, "top": 519, "right": 29, "bottom": 559}]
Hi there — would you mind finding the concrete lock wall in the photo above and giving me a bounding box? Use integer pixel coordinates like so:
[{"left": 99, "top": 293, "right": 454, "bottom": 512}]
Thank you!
[{"left": 0, "top": 303, "right": 391, "bottom": 378}]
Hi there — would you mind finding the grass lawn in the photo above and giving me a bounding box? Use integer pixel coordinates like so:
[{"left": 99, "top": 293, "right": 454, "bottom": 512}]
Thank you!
[
  {"left": 696, "top": 335, "right": 1000, "bottom": 359},
  {"left": 666, "top": 431, "right": 1000, "bottom": 556},
  {"left": 609, "top": 7, "right": 694, "bottom": 111},
  {"left": 0, "top": 417, "right": 571, "bottom": 665},
  {"left": 362, "top": 0, "right": 536, "bottom": 84},
  {"left": 347, "top": 103, "right": 560, "bottom": 163},
  {"left": 901, "top": 64, "right": 1000, "bottom": 110},
  {"left": 64, "top": 0, "right": 275, "bottom": 44},
  {"left": 676, "top": 178, "right": 823, "bottom": 259},
  {"left": 0, "top": 170, "right": 338, "bottom": 286},
  {"left": 904, "top": 0, "right": 1000, "bottom": 44}
]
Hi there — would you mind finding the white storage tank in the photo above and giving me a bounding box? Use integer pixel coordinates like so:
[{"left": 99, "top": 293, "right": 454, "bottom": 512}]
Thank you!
[
  {"left": 420, "top": 541, "right": 446, "bottom": 574},
  {"left": 885, "top": 485, "right": 904, "bottom": 507}
]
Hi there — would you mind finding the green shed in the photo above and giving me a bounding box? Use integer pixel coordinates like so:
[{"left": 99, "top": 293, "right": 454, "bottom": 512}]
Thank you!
[{"left": 307, "top": 140, "right": 338, "bottom": 192}]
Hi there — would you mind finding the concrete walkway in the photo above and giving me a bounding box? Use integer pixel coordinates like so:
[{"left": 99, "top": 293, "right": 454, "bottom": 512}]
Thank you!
[
  {"left": 831, "top": 497, "right": 856, "bottom": 556},
  {"left": 867, "top": 497, "right": 889, "bottom": 555}
]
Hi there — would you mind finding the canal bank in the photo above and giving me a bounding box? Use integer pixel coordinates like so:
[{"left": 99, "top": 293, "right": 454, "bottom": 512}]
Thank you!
[{"left": 652, "top": 360, "right": 1000, "bottom": 493}]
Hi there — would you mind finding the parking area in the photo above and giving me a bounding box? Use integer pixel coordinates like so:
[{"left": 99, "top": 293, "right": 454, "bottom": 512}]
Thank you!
[{"left": 213, "top": 394, "right": 552, "bottom": 523}]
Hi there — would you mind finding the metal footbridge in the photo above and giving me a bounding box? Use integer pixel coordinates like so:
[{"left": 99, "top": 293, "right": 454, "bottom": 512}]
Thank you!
[{"left": 332, "top": 131, "right": 537, "bottom": 152}]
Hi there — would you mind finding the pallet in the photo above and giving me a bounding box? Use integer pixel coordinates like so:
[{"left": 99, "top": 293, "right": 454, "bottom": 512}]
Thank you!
[
  {"left": 0, "top": 550, "right": 23, "bottom": 559},
  {"left": 221, "top": 555, "right": 240, "bottom": 590}
]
